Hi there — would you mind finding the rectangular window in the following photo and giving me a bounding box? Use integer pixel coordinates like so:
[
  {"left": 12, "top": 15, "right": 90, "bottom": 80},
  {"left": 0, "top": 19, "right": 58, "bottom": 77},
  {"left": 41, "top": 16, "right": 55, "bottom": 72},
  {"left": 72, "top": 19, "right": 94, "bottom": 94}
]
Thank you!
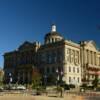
[
  {"left": 69, "top": 77, "right": 71, "bottom": 83},
  {"left": 52, "top": 67, "right": 55, "bottom": 73},
  {"left": 54, "top": 56, "right": 57, "bottom": 62},
  {"left": 41, "top": 53, "right": 46, "bottom": 62},
  {"left": 69, "top": 49, "right": 71, "bottom": 63},
  {"left": 47, "top": 67, "right": 50, "bottom": 73},
  {"left": 69, "top": 67, "right": 71, "bottom": 72},
  {"left": 71, "top": 50, "right": 74, "bottom": 63},
  {"left": 73, "top": 67, "right": 75, "bottom": 73},
  {"left": 76, "top": 51, "right": 79, "bottom": 64},
  {"left": 49, "top": 56, "right": 52, "bottom": 63},
  {"left": 77, "top": 68, "right": 79, "bottom": 73},
  {"left": 73, "top": 77, "right": 75, "bottom": 80},
  {"left": 77, "top": 77, "right": 79, "bottom": 83}
]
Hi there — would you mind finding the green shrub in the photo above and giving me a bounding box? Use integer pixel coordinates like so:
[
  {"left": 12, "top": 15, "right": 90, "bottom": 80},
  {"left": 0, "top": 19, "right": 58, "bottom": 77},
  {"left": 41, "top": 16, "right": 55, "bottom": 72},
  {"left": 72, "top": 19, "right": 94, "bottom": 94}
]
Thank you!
[
  {"left": 63, "top": 84, "right": 70, "bottom": 90},
  {"left": 69, "top": 84, "right": 75, "bottom": 88},
  {"left": 80, "top": 84, "right": 87, "bottom": 89}
]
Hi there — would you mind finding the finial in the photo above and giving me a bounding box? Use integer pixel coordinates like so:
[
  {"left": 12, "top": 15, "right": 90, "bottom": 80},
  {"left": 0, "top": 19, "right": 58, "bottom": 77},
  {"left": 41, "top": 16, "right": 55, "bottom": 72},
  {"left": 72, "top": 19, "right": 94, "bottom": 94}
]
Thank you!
[{"left": 51, "top": 24, "right": 56, "bottom": 32}]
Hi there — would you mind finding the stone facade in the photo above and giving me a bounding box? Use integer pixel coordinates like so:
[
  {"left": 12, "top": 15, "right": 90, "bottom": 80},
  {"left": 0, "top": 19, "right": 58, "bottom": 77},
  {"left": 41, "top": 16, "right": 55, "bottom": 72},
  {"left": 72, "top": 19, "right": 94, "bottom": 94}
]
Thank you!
[
  {"left": 3, "top": 25, "right": 100, "bottom": 86},
  {"left": 80, "top": 41, "right": 100, "bottom": 85}
]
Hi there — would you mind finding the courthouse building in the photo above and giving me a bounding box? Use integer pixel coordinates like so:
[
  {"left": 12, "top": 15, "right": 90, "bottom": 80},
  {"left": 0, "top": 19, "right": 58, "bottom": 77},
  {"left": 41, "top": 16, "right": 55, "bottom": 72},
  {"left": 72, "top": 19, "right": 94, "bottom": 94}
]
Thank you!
[{"left": 3, "top": 25, "right": 100, "bottom": 86}]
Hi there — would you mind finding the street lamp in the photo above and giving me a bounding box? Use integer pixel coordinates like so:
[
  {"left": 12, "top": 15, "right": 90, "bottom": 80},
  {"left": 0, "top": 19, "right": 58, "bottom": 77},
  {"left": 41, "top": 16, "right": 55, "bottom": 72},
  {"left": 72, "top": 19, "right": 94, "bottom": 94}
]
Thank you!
[
  {"left": 56, "top": 69, "right": 63, "bottom": 87},
  {"left": 9, "top": 73, "right": 12, "bottom": 89},
  {"left": 17, "top": 76, "right": 20, "bottom": 85},
  {"left": 56, "top": 68, "right": 64, "bottom": 97},
  {"left": 60, "top": 71, "right": 63, "bottom": 86},
  {"left": 9, "top": 73, "right": 12, "bottom": 83},
  {"left": 56, "top": 69, "right": 59, "bottom": 88},
  {"left": 44, "top": 74, "right": 47, "bottom": 89}
]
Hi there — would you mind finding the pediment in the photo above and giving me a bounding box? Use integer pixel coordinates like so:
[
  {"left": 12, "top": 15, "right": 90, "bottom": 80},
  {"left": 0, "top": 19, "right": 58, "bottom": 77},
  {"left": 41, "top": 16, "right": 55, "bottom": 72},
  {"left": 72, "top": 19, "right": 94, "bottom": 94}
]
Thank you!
[
  {"left": 18, "top": 41, "right": 33, "bottom": 51},
  {"left": 85, "top": 40, "right": 98, "bottom": 51}
]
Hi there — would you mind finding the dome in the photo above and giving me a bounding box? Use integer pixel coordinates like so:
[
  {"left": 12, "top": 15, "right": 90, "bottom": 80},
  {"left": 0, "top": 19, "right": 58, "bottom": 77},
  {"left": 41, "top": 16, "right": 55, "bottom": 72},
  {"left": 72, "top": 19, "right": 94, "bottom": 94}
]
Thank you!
[
  {"left": 45, "top": 31, "right": 62, "bottom": 38},
  {"left": 44, "top": 24, "right": 63, "bottom": 44}
]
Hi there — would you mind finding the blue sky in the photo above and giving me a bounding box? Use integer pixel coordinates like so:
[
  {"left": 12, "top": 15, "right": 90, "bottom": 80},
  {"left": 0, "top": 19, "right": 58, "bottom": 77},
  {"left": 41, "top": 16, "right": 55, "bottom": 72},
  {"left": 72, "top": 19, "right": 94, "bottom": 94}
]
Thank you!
[{"left": 0, "top": 0, "right": 100, "bottom": 68}]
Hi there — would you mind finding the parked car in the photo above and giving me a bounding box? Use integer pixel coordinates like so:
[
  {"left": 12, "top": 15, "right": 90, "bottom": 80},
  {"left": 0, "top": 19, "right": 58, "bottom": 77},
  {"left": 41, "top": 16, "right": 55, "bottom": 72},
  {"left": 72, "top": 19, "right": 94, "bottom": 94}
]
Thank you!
[
  {"left": 80, "top": 88, "right": 85, "bottom": 92},
  {"left": 11, "top": 86, "right": 16, "bottom": 90},
  {"left": 63, "top": 84, "right": 70, "bottom": 90},
  {"left": 3, "top": 85, "right": 11, "bottom": 90},
  {"left": 96, "top": 87, "right": 100, "bottom": 91},
  {"left": 16, "top": 85, "right": 26, "bottom": 90},
  {"left": 0, "top": 87, "right": 4, "bottom": 92}
]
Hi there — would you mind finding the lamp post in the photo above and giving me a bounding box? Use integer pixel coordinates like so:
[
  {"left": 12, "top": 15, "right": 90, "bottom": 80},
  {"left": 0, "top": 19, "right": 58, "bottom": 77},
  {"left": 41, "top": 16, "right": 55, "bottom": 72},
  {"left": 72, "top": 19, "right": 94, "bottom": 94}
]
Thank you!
[
  {"left": 44, "top": 74, "right": 47, "bottom": 89},
  {"left": 9, "top": 73, "right": 12, "bottom": 89},
  {"left": 56, "top": 69, "right": 63, "bottom": 86},
  {"left": 60, "top": 71, "right": 63, "bottom": 86},
  {"left": 17, "top": 76, "right": 20, "bottom": 85},
  {"left": 60, "top": 70, "right": 64, "bottom": 97},
  {"left": 56, "top": 68, "right": 64, "bottom": 97},
  {"left": 56, "top": 69, "right": 59, "bottom": 88}
]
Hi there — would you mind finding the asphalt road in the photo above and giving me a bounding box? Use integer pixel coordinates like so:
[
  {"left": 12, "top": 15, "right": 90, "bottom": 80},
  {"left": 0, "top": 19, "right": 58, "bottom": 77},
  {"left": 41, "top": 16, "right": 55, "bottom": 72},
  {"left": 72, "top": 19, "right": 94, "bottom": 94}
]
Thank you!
[
  {"left": 0, "top": 90, "right": 100, "bottom": 100},
  {"left": 84, "top": 96, "right": 100, "bottom": 100}
]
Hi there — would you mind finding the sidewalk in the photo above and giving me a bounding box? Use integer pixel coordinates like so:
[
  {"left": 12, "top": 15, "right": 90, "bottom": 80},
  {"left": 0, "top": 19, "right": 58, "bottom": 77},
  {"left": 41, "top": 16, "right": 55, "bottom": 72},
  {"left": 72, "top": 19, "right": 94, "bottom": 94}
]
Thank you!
[
  {"left": 34, "top": 95, "right": 83, "bottom": 100},
  {"left": 0, "top": 94, "right": 83, "bottom": 100}
]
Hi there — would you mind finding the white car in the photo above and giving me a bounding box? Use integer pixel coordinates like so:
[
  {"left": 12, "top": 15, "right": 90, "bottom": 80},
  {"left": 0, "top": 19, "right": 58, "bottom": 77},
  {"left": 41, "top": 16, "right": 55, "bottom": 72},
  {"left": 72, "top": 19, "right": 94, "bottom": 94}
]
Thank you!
[
  {"left": 16, "top": 85, "right": 26, "bottom": 90},
  {"left": 0, "top": 87, "right": 4, "bottom": 91},
  {"left": 11, "top": 86, "right": 16, "bottom": 90}
]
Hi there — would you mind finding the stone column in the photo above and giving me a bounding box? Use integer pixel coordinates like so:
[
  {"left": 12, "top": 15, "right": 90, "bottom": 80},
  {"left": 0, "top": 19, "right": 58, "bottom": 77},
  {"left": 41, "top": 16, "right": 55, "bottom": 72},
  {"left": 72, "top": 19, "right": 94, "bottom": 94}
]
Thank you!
[
  {"left": 84, "top": 49, "right": 87, "bottom": 64},
  {"left": 97, "top": 57, "right": 99, "bottom": 66},
  {"left": 80, "top": 47, "right": 84, "bottom": 79},
  {"left": 91, "top": 51, "right": 93, "bottom": 65},
  {"left": 50, "top": 38, "right": 52, "bottom": 43},
  {"left": 88, "top": 50, "right": 91, "bottom": 64},
  {"left": 87, "top": 50, "right": 89, "bottom": 64},
  {"left": 63, "top": 45, "right": 66, "bottom": 64},
  {"left": 92, "top": 52, "right": 94, "bottom": 65},
  {"left": 69, "top": 49, "right": 71, "bottom": 63},
  {"left": 90, "top": 51, "right": 92, "bottom": 64},
  {"left": 95, "top": 52, "right": 97, "bottom": 65}
]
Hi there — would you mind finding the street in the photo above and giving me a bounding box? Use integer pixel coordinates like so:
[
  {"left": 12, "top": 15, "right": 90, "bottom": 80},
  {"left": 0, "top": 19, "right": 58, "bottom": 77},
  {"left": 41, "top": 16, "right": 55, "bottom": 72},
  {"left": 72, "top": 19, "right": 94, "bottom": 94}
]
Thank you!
[{"left": 0, "top": 91, "right": 100, "bottom": 100}]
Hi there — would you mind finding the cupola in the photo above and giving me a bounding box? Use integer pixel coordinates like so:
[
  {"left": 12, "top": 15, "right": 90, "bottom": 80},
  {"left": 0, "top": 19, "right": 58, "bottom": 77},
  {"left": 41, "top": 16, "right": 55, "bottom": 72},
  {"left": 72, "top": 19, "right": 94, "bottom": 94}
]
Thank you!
[{"left": 44, "top": 24, "right": 63, "bottom": 44}]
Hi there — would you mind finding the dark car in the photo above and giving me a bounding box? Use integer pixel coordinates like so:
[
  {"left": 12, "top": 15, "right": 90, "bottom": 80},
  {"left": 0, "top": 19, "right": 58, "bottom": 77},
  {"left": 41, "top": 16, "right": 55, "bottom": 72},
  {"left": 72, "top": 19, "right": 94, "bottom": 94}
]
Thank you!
[
  {"left": 0, "top": 87, "right": 4, "bottom": 92},
  {"left": 96, "top": 87, "right": 100, "bottom": 91},
  {"left": 63, "top": 84, "right": 70, "bottom": 90}
]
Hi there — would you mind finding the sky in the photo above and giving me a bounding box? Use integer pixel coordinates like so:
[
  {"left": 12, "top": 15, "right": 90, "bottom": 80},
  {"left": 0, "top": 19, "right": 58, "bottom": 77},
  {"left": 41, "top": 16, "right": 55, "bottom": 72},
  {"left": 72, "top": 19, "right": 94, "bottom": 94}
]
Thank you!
[{"left": 0, "top": 0, "right": 100, "bottom": 68}]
